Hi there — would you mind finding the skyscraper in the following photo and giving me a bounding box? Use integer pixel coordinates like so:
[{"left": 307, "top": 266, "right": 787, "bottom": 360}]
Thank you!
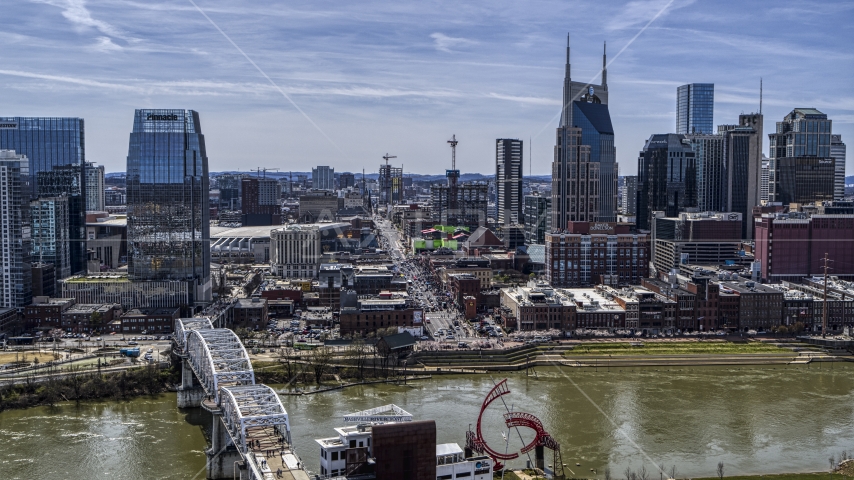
[
  {"left": 621, "top": 175, "right": 637, "bottom": 216},
  {"left": 496, "top": 138, "right": 523, "bottom": 225},
  {"left": 0, "top": 117, "right": 85, "bottom": 199},
  {"left": 312, "top": 166, "right": 335, "bottom": 191},
  {"left": 551, "top": 36, "right": 618, "bottom": 228},
  {"left": 126, "top": 109, "right": 211, "bottom": 305},
  {"left": 0, "top": 150, "right": 32, "bottom": 308},
  {"left": 523, "top": 193, "right": 551, "bottom": 244},
  {"left": 636, "top": 134, "right": 697, "bottom": 230},
  {"left": 676, "top": 84, "right": 715, "bottom": 135},
  {"left": 721, "top": 113, "right": 763, "bottom": 239},
  {"left": 831, "top": 134, "right": 846, "bottom": 200},
  {"left": 686, "top": 134, "right": 726, "bottom": 212},
  {"left": 768, "top": 108, "right": 832, "bottom": 208},
  {"left": 85, "top": 162, "right": 105, "bottom": 211},
  {"left": 37, "top": 164, "right": 87, "bottom": 275},
  {"left": 30, "top": 196, "right": 70, "bottom": 279}
]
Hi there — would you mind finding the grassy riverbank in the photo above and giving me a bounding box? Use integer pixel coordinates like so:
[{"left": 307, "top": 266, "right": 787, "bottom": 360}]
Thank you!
[
  {"left": 564, "top": 341, "right": 796, "bottom": 356},
  {"left": 0, "top": 362, "right": 179, "bottom": 411},
  {"left": 693, "top": 473, "right": 849, "bottom": 480}
]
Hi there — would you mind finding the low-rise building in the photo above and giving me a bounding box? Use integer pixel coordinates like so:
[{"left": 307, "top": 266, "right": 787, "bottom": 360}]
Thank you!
[
  {"left": 121, "top": 307, "right": 180, "bottom": 334},
  {"left": 339, "top": 292, "right": 423, "bottom": 337},
  {"left": 62, "top": 303, "right": 121, "bottom": 333},
  {"left": 231, "top": 297, "right": 268, "bottom": 330},
  {"left": 23, "top": 297, "right": 76, "bottom": 331},
  {"left": 545, "top": 221, "right": 650, "bottom": 288}
]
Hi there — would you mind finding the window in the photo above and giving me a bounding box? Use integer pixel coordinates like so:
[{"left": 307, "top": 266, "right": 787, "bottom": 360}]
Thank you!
[{"left": 331, "top": 451, "right": 338, "bottom": 461}]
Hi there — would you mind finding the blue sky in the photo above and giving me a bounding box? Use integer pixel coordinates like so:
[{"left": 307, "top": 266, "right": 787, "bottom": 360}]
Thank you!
[{"left": 1, "top": 0, "right": 851, "bottom": 175}]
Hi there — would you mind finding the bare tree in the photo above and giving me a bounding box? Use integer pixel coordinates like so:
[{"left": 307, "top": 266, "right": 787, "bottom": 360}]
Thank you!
[
  {"left": 669, "top": 465, "right": 677, "bottom": 480},
  {"left": 604, "top": 467, "right": 611, "bottom": 480},
  {"left": 347, "top": 338, "right": 369, "bottom": 380},
  {"left": 624, "top": 466, "right": 633, "bottom": 480},
  {"left": 639, "top": 465, "right": 649, "bottom": 480},
  {"left": 277, "top": 346, "right": 297, "bottom": 380},
  {"left": 829, "top": 455, "right": 836, "bottom": 471},
  {"left": 716, "top": 461, "right": 724, "bottom": 479},
  {"left": 307, "top": 346, "right": 333, "bottom": 384}
]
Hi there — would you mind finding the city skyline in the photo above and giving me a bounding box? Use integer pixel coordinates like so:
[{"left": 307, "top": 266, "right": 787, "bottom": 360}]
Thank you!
[{"left": 1, "top": 0, "right": 852, "bottom": 176}]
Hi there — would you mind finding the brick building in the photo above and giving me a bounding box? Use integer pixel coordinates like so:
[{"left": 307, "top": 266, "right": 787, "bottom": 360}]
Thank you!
[
  {"left": 23, "top": 297, "right": 76, "bottom": 331},
  {"left": 449, "top": 273, "right": 480, "bottom": 310},
  {"left": 339, "top": 294, "right": 423, "bottom": 337},
  {"left": 62, "top": 304, "right": 120, "bottom": 333},
  {"left": 121, "top": 307, "right": 180, "bottom": 334},
  {"left": 545, "top": 222, "right": 650, "bottom": 288},
  {"left": 754, "top": 214, "right": 854, "bottom": 282},
  {"left": 232, "top": 297, "right": 269, "bottom": 330}
]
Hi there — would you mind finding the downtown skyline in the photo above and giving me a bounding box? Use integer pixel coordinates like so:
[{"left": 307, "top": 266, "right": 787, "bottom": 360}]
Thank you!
[{"left": 1, "top": 0, "right": 852, "bottom": 176}]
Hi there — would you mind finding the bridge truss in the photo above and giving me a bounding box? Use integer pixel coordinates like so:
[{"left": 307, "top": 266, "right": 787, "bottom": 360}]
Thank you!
[
  {"left": 220, "top": 385, "right": 292, "bottom": 454},
  {"left": 186, "top": 328, "right": 255, "bottom": 404},
  {"left": 174, "top": 317, "right": 213, "bottom": 355}
]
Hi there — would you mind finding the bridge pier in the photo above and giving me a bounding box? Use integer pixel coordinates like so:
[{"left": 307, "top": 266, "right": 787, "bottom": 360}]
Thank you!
[
  {"left": 177, "top": 358, "right": 206, "bottom": 408},
  {"left": 207, "top": 414, "right": 242, "bottom": 479}
]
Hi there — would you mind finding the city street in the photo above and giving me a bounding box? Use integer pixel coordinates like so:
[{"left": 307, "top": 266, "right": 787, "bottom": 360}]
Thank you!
[{"left": 374, "top": 214, "right": 486, "bottom": 346}]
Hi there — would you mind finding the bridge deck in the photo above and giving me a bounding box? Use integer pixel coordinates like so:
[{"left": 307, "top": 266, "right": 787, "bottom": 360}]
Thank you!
[{"left": 246, "top": 425, "right": 309, "bottom": 480}]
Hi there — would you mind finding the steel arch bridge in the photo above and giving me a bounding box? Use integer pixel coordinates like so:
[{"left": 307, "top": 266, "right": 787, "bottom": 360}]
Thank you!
[
  {"left": 186, "top": 328, "right": 255, "bottom": 404},
  {"left": 176, "top": 320, "right": 305, "bottom": 479},
  {"left": 174, "top": 317, "right": 213, "bottom": 355},
  {"left": 220, "top": 385, "right": 292, "bottom": 454}
]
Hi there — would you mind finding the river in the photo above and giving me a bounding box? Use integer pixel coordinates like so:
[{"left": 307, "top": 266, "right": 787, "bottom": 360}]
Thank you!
[{"left": 3, "top": 364, "right": 854, "bottom": 479}]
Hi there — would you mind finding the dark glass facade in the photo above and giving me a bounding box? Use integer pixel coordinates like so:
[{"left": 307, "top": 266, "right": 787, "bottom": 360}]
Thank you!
[
  {"left": 676, "top": 84, "right": 714, "bottom": 135},
  {"left": 126, "top": 109, "right": 210, "bottom": 305},
  {"left": 572, "top": 101, "right": 617, "bottom": 221},
  {"left": 0, "top": 117, "right": 85, "bottom": 199},
  {"left": 636, "top": 134, "right": 697, "bottom": 230},
  {"left": 37, "top": 165, "right": 87, "bottom": 275}
]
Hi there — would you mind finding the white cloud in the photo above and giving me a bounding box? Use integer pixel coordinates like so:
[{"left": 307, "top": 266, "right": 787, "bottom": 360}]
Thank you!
[
  {"left": 487, "top": 93, "right": 561, "bottom": 106},
  {"left": 91, "top": 36, "right": 122, "bottom": 52},
  {"left": 430, "top": 32, "right": 477, "bottom": 53},
  {"left": 34, "top": 0, "right": 133, "bottom": 41},
  {"left": 607, "top": 0, "right": 694, "bottom": 31}
]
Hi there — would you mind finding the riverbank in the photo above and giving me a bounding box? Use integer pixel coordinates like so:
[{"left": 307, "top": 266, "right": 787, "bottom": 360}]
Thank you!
[{"left": 0, "top": 362, "right": 179, "bottom": 411}]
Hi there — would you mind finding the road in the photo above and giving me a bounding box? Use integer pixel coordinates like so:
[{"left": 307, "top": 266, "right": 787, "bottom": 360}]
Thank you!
[{"left": 373, "top": 215, "right": 487, "bottom": 346}]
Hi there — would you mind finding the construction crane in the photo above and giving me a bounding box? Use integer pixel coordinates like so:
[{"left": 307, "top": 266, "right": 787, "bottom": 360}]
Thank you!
[
  {"left": 447, "top": 135, "right": 459, "bottom": 212},
  {"left": 382, "top": 153, "right": 397, "bottom": 215},
  {"left": 255, "top": 167, "right": 280, "bottom": 178}
]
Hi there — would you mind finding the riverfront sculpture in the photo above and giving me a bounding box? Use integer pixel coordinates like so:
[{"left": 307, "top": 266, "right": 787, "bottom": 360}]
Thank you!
[{"left": 465, "top": 379, "right": 565, "bottom": 479}]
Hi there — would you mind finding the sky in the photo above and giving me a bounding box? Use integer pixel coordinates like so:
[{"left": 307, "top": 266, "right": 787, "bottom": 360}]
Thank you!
[{"left": 1, "top": 0, "right": 852, "bottom": 176}]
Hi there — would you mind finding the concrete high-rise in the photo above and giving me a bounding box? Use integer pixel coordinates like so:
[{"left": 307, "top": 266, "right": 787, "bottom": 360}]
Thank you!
[
  {"left": 0, "top": 117, "right": 85, "bottom": 199},
  {"left": 0, "top": 150, "right": 32, "bottom": 308},
  {"left": 621, "top": 175, "right": 637, "bottom": 216},
  {"left": 496, "top": 138, "right": 523, "bottom": 225},
  {"left": 831, "top": 134, "right": 846, "bottom": 200},
  {"left": 312, "top": 166, "right": 335, "bottom": 191},
  {"left": 551, "top": 36, "right": 618, "bottom": 228},
  {"left": 636, "top": 134, "right": 697, "bottom": 230},
  {"left": 30, "top": 196, "right": 71, "bottom": 279},
  {"left": 721, "top": 113, "right": 763, "bottom": 239},
  {"left": 676, "top": 84, "right": 714, "bottom": 135},
  {"left": 126, "top": 109, "right": 211, "bottom": 305},
  {"left": 85, "top": 162, "right": 105, "bottom": 211}
]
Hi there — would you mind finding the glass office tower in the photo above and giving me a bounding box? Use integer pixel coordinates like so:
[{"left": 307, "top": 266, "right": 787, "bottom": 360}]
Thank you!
[
  {"left": 0, "top": 117, "right": 85, "bottom": 198},
  {"left": 676, "top": 84, "right": 714, "bottom": 135},
  {"left": 126, "top": 109, "right": 211, "bottom": 305}
]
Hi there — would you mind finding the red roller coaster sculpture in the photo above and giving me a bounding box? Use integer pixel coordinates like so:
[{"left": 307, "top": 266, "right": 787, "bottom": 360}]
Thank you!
[{"left": 465, "top": 379, "right": 565, "bottom": 478}]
